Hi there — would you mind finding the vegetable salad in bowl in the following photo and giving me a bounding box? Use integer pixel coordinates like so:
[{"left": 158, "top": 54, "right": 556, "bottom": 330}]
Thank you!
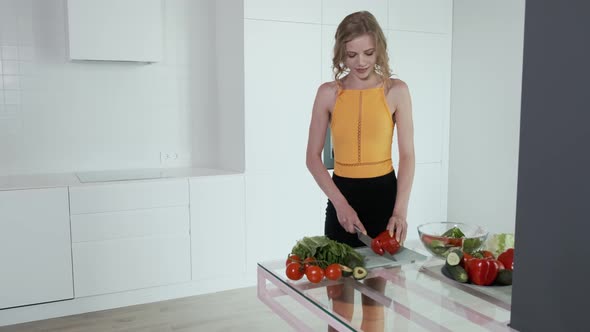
[{"left": 417, "top": 222, "right": 488, "bottom": 258}]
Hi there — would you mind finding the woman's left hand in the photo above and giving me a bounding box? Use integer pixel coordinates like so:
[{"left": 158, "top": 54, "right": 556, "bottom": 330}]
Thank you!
[{"left": 387, "top": 214, "right": 407, "bottom": 245}]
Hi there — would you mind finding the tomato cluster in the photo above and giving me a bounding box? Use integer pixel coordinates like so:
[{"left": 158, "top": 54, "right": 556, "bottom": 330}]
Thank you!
[{"left": 285, "top": 254, "right": 342, "bottom": 283}]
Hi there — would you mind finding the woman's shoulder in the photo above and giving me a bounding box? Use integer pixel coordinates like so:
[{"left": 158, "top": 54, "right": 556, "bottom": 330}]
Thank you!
[
  {"left": 387, "top": 78, "right": 409, "bottom": 93},
  {"left": 318, "top": 81, "right": 339, "bottom": 93},
  {"left": 316, "top": 81, "right": 339, "bottom": 100}
]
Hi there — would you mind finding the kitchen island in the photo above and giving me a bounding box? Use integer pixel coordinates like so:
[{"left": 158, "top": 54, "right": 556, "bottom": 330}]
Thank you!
[{"left": 257, "top": 244, "right": 514, "bottom": 332}]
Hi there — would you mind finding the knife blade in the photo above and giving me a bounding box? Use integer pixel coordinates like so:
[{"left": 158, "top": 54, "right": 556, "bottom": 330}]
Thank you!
[
  {"left": 354, "top": 225, "right": 372, "bottom": 247},
  {"left": 354, "top": 225, "right": 397, "bottom": 261}
]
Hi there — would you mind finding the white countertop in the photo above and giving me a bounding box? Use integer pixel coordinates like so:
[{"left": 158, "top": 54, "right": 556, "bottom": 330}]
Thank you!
[{"left": 0, "top": 167, "right": 243, "bottom": 191}]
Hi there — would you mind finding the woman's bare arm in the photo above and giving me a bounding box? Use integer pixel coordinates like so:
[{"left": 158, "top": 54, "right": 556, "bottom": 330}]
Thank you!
[
  {"left": 386, "top": 79, "right": 415, "bottom": 243},
  {"left": 306, "top": 83, "right": 366, "bottom": 234}
]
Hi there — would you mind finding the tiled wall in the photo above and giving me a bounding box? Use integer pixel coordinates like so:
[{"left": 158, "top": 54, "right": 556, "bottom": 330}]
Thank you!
[
  {"left": 0, "top": 0, "right": 217, "bottom": 175},
  {"left": 0, "top": 44, "right": 23, "bottom": 136}
]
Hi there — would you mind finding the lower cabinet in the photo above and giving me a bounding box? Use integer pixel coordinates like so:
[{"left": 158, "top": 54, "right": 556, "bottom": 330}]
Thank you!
[
  {"left": 70, "top": 206, "right": 191, "bottom": 297},
  {"left": 69, "top": 180, "right": 192, "bottom": 297},
  {"left": 0, "top": 187, "right": 73, "bottom": 309},
  {"left": 189, "top": 175, "right": 246, "bottom": 279},
  {"left": 72, "top": 234, "right": 191, "bottom": 297}
]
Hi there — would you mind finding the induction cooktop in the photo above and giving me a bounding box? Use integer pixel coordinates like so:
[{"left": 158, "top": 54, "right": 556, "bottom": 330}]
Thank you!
[{"left": 76, "top": 168, "right": 168, "bottom": 183}]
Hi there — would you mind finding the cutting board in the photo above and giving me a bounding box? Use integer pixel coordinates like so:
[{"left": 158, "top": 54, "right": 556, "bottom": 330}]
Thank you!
[{"left": 355, "top": 246, "right": 427, "bottom": 269}]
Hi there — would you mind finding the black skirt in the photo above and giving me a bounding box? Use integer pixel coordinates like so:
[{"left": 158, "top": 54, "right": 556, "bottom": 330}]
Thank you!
[{"left": 324, "top": 171, "right": 397, "bottom": 248}]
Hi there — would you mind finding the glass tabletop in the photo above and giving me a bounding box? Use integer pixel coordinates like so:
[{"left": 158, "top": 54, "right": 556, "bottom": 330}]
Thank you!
[{"left": 258, "top": 256, "right": 515, "bottom": 332}]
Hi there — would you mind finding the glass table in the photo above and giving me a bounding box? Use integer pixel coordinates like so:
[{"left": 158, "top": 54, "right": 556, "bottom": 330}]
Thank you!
[{"left": 257, "top": 250, "right": 515, "bottom": 332}]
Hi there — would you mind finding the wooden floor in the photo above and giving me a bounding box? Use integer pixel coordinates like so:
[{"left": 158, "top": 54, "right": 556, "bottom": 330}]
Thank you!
[{"left": 0, "top": 286, "right": 326, "bottom": 332}]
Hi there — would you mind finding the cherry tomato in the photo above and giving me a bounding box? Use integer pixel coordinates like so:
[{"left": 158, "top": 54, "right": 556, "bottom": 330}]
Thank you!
[
  {"left": 303, "top": 257, "right": 317, "bottom": 272},
  {"left": 285, "top": 254, "right": 301, "bottom": 267},
  {"left": 285, "top": 262, "right": 304, "bottom": 280},
  {"left": 324, "top": 264, "right": 342, "bottom": 281},
  {"left": 306, "top": 265, "right": 324, "bottom": 283}
]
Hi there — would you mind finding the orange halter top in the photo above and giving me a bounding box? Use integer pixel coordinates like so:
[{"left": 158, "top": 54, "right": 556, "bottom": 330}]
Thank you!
[{"left": 330, "top": 87, "right": 394, "bottom": 178}]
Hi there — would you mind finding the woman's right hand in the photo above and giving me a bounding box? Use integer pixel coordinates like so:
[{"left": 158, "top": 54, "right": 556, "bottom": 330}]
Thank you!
[{"left": 335, "top": 203, "right": 366, "bottom": 234}]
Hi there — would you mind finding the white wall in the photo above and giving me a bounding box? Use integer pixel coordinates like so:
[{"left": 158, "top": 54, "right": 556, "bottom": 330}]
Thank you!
[
  {"left": 448, "top": 0, "right": 525, "bottom": 234},
  {"left": 0, "top": 0, "right": 218, "bottom": 175}
]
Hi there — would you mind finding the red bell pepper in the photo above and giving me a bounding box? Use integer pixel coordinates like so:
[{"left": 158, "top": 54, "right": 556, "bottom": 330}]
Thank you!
[
  {"left": 497, "top": 248, "right": 514, "bottom": 271},
  {"left": 466, "top": 258, "right": 499, "bottom": 286},
  {"left": 462, "top": 251, "right": 473, "bottom": 269},
  {"left": 371, "top": 231, "right": 401, "bottom": 256}
]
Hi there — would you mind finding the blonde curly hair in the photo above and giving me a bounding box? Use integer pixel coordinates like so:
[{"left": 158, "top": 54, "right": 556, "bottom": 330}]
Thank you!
[{"left": 332, "top": 11, "right": 392, "bottom": 89}]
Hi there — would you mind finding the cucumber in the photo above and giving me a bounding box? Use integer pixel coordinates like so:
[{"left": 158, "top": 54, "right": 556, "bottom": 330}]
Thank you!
[
  {"left": 446, "top": 265, "right": 468, "bottom": 283},
  {"left": 429, "top": 239, "right": 447, "bottom": 255},
  {"left": 445, "top": 249, "right": 464, "bottom": 267},
  {"left": 495, "top": 269, "right": 513, "bottom": 285}
]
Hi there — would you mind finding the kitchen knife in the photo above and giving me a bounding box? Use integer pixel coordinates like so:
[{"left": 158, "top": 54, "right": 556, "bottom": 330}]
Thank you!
[{"left": 354, "top": 225, "right": 397, "bottom": 261}]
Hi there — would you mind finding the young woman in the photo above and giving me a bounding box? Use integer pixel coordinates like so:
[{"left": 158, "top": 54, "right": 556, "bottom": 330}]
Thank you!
[
  {"left": 307, "top": 11, "right": 414, "bottom": 250},
  {"left": 305, "top": 11, "right": 415, "bottom": 331}
]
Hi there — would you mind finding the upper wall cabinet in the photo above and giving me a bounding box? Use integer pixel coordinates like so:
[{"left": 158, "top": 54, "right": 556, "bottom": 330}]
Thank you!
[
  {"left": 66, "top": 0, "right": 163, "bottom": 62},
  {"left": 244, "top": 0, "right": 321, "bottom": 23},
  {"left": 322, "top": 0, "right": 388, "bottom": 27},
  {"left": 389, "top": 0, "right": 452, "bottom": 34}
]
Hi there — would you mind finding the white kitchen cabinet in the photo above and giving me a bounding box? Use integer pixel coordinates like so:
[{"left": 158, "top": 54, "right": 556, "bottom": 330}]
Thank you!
[
  {"left": 322, "top": 0, "right": 388, "bottom": 28},
  {"left": 72, "top": 235, "right": 190, "bottom": 297},
  {"left": 244, "top": 19, "right": 321, "bottom": 174},
  {"left": 406, "top": 163, "right": 446, "bottom": 241},
  {"left": 189, "top": 175, "right": 246, "bottom": 279},
  {"left": 244, "top": 0, "right": 321, "bottom": 23},
  {"left": 388, "top": 30, "right": 452, "bottom": 164},
  {"left": 0, "top": 188, "right": 73, "bottom": 309},
  {"left": 69, "top": 179, "right": 191, "bottom": 297},
  {"left": 66, "top": 0, "right": 163, "bottom": 62},
  {"left": 389, "top": 0, "right": 453, "bottom": 33},
  {"left": 243, "top": 16, "right": 325, "bottom": 277},
  {"left": 244, "top": 172, "right": 325, "bottom": 267},
  {"left": 69, "top": 178, "right": 189, "bottom": 214}
]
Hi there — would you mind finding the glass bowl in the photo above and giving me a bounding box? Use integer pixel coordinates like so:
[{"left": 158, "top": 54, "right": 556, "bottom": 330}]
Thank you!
[{"left": 417, "top": 222, "right": 489, "bottom": 258}]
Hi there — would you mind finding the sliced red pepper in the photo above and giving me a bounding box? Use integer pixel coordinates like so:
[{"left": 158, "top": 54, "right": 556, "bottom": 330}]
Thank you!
[
  {"left": 422, "top": 234, "right": 462, "bottom": 247},
  {"left": 466, "top": 258, "right": 499, "bottom": 286},
  {"left": 371, "top": 231, "right": 401, "bottom": 256},
  {"left": 497, "top": 248, "right": 514, "bottom": 271},
  {"left": 447, "top": 237, "right": 463, "bottom": 247},
  {"left": 371, "top": 239, "right": 385, "bottom": 255}
]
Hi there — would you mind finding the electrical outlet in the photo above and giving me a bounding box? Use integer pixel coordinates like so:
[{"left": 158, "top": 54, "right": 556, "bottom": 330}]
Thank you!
[
  {"left": 160, "top": 151, "right": 191, "bottom": 167},
  {"left": 160, "top": 152, "right": 179, "bottom": 166}
]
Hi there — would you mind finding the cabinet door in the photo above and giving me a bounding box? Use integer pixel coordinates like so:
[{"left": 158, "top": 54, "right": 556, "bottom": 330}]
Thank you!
[
  {"left": 388, "top": 30, "right": 452, "bottom": 164},
  {"left": 406, "top": 163, "right": 446, "bottom": 241},
  {"left": 389, "top": 0, "right": 453, "bottom": 33},
  {"left": 245, "top": 172, "right": 325, "bottom": 268},
  {"left": 0, "top": 188, "right": 73, "bottom": 309},
  {"left": 244, "top": 19, "right": 321, "bottom": 174},
  {"left": 190, "top": 175, "right": 245, "bottom": 279},
  {"left": 245, "top": 0, "right": 321, "bottom": 23},
  {"left": 72, "top": 235, "right": 191, "bottom": 297},
  {"left": 69, "top": 179, "right": 191, "bottom": 297},
  {"left": 322, "top": 0, "right": 388, "bottom": 28},
  {"left": 66, "top": 0, "right": 163, "bottom": 62}
]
